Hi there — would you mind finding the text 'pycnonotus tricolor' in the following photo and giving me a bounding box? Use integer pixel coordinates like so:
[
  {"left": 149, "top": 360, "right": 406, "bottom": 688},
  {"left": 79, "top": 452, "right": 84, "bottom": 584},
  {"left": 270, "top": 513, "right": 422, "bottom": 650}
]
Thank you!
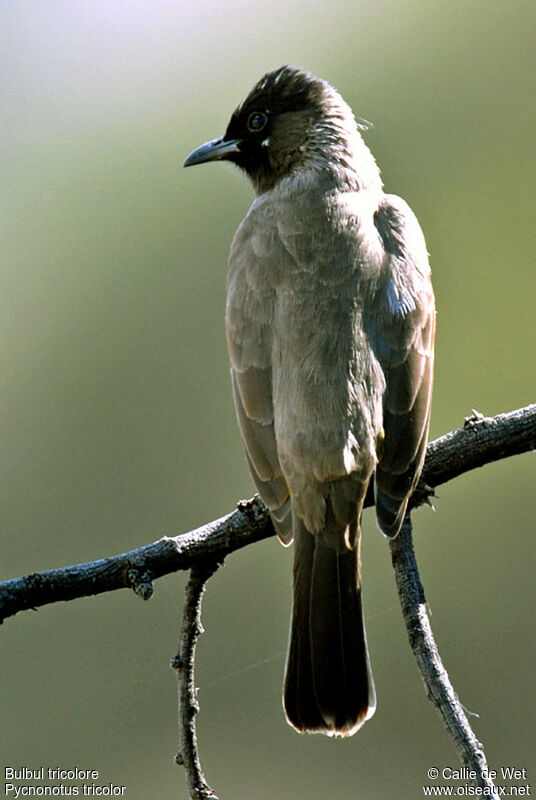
[{"left": 185, "top": 65, "right": 435, "bottom": 737}]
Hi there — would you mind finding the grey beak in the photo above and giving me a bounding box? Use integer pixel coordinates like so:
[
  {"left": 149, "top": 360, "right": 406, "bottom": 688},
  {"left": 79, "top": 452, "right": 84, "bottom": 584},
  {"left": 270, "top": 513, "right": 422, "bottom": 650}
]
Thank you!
[{"left": 184, "top": 137, "right": 241, "bottom": 167}]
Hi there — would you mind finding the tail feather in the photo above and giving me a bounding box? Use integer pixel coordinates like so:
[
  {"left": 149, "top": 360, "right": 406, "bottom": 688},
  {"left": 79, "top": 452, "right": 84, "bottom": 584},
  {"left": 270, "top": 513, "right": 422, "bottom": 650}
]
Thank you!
[
  {"left": 283, "top": 518, "right": 376, "bottom": 736},
  {"left": 283, "top": 523, "right": 325, "bottom": 731}
]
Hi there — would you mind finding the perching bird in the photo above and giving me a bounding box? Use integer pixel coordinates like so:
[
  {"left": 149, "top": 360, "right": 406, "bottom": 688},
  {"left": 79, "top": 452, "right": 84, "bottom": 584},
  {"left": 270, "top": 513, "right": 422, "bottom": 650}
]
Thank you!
[{"left": 184, "top": 65, "right": 435, "bottom": 737}]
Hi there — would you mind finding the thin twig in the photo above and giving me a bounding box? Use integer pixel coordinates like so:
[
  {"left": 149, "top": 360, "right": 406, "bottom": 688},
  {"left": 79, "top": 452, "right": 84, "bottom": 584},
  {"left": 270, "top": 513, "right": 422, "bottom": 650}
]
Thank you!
[
  {"left": 1, "top": 404, "right": 534, "bottom": 624},
  {"left": 171, "top": 563, "right": 221, "bottom": 800},
  {"left": 390, "top": 517, "right": 498, "bottom": 797}
]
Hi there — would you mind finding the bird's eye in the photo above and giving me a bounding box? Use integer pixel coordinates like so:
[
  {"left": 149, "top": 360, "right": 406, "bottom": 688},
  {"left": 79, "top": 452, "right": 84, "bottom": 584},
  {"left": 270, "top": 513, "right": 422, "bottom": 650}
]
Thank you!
[{"left": 247, "top": 111, "right": 268, "bottom": 133}]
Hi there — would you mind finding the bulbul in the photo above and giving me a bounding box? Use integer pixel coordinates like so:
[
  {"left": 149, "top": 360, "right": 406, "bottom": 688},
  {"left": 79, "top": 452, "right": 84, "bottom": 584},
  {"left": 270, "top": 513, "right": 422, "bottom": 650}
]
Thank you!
[{"left": 184, "top": 65, "right": 435, "bottom": 736}]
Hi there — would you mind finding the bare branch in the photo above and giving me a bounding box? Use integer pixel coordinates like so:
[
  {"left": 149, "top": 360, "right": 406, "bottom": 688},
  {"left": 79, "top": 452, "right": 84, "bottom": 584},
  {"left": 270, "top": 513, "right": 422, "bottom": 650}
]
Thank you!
[
  {"left": 1, "top": 404, "right": 533, "bottom": 624},
  {"left": 414, "top": 404, "right": 536, "bottom": 499},
  {"left": 390, "top": 517, "right": 498, "bottom": 797},
  {"left": 171, "top": 563, "right": 221, "bottom": 800},
  {"left": 0, "top": 497, "right": 271, "bottom": 623},
  {"left": 0, "top": 403, "right": 533, "bottom": 800}
]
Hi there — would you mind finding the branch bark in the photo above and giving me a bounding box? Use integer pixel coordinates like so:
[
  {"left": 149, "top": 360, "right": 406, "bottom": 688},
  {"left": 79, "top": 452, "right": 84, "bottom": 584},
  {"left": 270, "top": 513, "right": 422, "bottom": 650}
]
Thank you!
[
  {"left": 1, "top": 404, "right": 534, "bottom": 623},
  {"left": 390, "top": 518, "right": 497, "bottom": 796},
  {"left": 171, "top": 563, "right": 221, "bottom": 800}
]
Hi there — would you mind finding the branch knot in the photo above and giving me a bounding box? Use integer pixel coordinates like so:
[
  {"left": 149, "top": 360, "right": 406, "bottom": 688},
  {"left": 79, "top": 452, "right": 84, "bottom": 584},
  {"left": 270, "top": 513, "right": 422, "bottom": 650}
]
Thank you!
[{"left": 126, "top": 568, "right": 154, "bottom": 600}]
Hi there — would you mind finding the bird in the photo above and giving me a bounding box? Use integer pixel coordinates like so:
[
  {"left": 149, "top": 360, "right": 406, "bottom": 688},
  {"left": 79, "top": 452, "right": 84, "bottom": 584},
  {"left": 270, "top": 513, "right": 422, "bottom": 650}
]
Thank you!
[{"left": 184, "top": 65, "right": 435, "bottom": 737}]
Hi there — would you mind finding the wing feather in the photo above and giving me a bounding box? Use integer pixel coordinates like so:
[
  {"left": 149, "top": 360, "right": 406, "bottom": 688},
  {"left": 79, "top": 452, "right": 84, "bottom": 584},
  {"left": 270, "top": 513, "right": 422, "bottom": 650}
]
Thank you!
[
  {"left": 226, "top": 210, "right": 291, "bottom": 542},
  {"left": 371, "top": 195, "right": 435, "bottom": 537}
]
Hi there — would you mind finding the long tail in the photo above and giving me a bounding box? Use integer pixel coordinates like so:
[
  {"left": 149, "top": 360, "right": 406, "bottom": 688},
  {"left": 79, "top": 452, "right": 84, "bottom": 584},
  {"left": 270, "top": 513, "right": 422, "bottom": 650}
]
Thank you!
[{"left": 283, "top": 517, "right": 376, "bottom": 736}]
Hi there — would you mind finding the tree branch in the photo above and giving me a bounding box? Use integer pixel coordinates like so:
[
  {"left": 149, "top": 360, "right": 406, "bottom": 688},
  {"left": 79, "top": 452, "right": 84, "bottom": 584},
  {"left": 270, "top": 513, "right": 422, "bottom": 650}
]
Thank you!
[
  {"left": 1, "top": 404, "right": 533, "bottom": 624},
  {"left": 390, "top": 517, "right": 498, "bottom": 796},
  {"left": 171, "top": 562, "right": 221, "bottom": 800},
  {"left": 0, "top": 498, "right": 271, "bottom": 624},
  {"left": 412, "top": 404, "right": 536, "bottom": 501}
]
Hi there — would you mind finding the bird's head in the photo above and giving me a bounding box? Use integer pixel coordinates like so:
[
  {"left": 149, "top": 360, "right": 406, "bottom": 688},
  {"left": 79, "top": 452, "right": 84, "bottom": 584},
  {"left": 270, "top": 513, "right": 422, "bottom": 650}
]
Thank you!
[{"left": 184, "top": 65, "right": 381, "bottom": 195}]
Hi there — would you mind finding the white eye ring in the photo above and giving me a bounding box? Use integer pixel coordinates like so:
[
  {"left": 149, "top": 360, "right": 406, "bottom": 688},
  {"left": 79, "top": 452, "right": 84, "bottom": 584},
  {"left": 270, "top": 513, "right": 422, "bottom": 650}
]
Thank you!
[{"left": 247, "top": 111, "right": 268, "bottom": 133}]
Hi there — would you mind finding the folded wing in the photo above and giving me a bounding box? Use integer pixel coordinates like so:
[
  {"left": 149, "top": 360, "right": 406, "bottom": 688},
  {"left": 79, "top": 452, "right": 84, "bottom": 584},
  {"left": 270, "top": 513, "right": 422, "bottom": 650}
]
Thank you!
[{"left": 369, "top": 194, "right": 436, "bottom": 537}]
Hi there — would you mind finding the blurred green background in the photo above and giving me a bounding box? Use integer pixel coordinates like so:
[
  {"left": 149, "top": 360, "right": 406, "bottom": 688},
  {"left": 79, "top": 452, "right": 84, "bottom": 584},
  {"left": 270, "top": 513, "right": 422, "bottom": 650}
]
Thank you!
[{"left": 1, "top": 1, "right": 534, "bottom": 798}]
